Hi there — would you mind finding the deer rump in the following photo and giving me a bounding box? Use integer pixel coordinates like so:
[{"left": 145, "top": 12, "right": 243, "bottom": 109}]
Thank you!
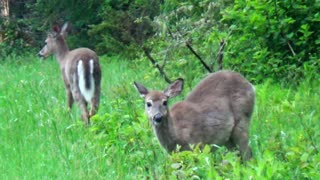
[
  {"left": 67, "top": 51, "right": 100, "bottom": 103},
  {"left": 170, "top": 71, "right": 254, "bottom": 148}
]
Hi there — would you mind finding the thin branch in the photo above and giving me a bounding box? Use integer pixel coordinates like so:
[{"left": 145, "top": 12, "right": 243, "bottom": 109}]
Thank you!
[
  {"left": 160, "top": 43, "right": 176, "bottom": 69},
  {"left": 185, "top": 41, "right": 212, "bottom": 73},
  {"left": 217, "top": 39, "right": 225, "bottom": 70},
  {"left": 274, "top": 0, "right": 300, "bottom": 60},
  {"left": 143, "top": 47, "right": 172, "bottom": 84},
  {"left": 287, "top": 41, "right": 302, "bottom": 63},
  {"left": 287, "top": 41, "right": 296, "bottom": 56},
  {"left": 297, "top": 113, "right": 319, "bottom": 154}
]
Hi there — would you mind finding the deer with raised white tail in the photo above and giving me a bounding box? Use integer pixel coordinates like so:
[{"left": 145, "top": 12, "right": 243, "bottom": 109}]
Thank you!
[
  {"left": 38, "top": 22, "right": 101, "bottom": 125},
  {"left": 134, "top": 70, "right": 255, "bottom": 160}
]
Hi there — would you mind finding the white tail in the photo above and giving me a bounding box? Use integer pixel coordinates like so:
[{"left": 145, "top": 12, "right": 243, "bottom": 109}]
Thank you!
[
  {"left": 38, "top": 22, "right": 101, "bottom": 124},
  {"left": 77, "top": 59, "right": 95, "bottom": 102},
  {"left": 134, "top": 70, "right": 255, "bottom": 160}
]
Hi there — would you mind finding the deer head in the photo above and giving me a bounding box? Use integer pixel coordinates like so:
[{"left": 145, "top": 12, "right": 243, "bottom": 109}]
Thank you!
[
  {"left": 134, "top": 79, "right": 184, "bottom": 126},
  {"left": 38, "top": 22, "right": 70, "bottom": 59}
]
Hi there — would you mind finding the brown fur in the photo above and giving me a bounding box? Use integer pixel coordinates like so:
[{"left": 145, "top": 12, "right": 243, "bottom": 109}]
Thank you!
[
  {"left": 134, "top": 70, "right": 255, "bottom": 160},
  {"left": 38, "top": 23, "right": 101, "bottom": 124}
]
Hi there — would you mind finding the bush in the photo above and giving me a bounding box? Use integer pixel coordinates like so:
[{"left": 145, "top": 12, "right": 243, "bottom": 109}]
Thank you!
[
  {"left": 88, "top": 0, "right": 160, "bottom": 58},
  {"left": 222, "top": 0, "right": 320, "bottom": 84},
  {"left": 147, "top": 0, "right": 320, "bottom": 84}
]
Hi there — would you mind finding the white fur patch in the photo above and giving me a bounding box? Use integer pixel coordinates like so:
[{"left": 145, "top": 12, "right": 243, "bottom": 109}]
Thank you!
[
  {"left": 77, "top": 59, "right": 95, "bottom": 102},
  {"left": 89, "top": 59, "right": 94, "bottom": 74},
  {"left": 251, "top": 84, "right": 256, "bottom": 93}
]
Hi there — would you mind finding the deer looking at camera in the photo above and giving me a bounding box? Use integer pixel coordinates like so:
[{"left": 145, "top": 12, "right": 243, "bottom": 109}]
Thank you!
[
  {"left": 134, "top": 71, "right": 255, "bottom": 160},
  {"left": 38, "top": 22, "right": 101, "bottom": 124}
]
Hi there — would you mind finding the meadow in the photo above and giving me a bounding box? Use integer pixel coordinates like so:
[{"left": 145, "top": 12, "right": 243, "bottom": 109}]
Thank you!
[{"left": 0, "top": 54, "right": 319, "bottom": 179}]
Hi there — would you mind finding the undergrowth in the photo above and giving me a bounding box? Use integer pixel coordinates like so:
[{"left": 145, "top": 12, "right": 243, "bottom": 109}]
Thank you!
[{"left": 0, "top": 54, "right": 319, "bottom": 179}]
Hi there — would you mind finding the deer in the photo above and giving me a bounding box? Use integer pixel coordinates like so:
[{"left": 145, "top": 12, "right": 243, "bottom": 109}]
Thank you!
[
  {"left": 134, "top": 70, "right": 255, "bottom": 160},
  {"left": 38, "top": 22, "right": 101, "bottom": 125}
]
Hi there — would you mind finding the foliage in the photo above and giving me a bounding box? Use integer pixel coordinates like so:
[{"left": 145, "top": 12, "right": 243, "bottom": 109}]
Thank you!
[
  {"left": 0, "top": 18, "right": 35, "bottom": 57},
  {"left": 145, "top": 0, "right": 320, "bottom": 84},
  {"left": 144, "top": 0, "right": 320, "bottom": 84},
  {"left": 1, "top": 0, "right": 319, "bottom": 83},
  {"left": 139, "top": 0, "right": 232, "bottom": 87},
  {"left": 88, "top": 0, "right": 160, "bottom": 58},
  {"left": 221, "top": 0, "right": 320, "bottom": 84},
  {"left": 1, "top": 0, "right": 160, "bottom": 58},
  {"left": 28, "top": 0, "right": 103, "bottom": 50}
]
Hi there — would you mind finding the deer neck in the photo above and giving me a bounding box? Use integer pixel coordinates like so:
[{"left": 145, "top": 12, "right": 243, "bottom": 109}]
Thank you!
[
  {"left": 54, "top": 39, "right": 70, "bottom": 67},
  {"left": 153, "top": 113, "right": 177, "bottom": 152}
]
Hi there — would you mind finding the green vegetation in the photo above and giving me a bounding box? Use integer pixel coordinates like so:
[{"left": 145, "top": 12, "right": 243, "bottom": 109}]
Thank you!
[
  {"left": 0, "top": 55, "right": 319, "bottom": 179},
  {"left": 1, "top": 0, "right": 319, "bottom": 83}
]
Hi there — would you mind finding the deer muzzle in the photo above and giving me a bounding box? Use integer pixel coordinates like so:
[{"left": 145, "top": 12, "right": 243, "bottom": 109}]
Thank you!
[
  {"left": 153, "top": 113, "right": 163, "bottom": 125},
  {"left": 37, "top": 52, "right": 44, "bottom": 58}
]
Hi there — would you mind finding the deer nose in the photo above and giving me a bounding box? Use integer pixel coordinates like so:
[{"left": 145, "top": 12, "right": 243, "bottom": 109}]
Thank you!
[
  {"left": 37, "top": 52, "right": 43, "bottom": 57},
  {"left": 153, "top": 113, "right": 163, "bottom": 123},
  {"left": 37, "top": 52, "right": 46, "bottom": 60}
]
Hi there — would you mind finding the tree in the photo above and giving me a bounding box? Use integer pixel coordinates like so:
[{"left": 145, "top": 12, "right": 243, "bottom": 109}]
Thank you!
[
  {"left": 0, "top": 0, "right": 9, "bottom": 42},
  {"left": 89, "top": 0, "right": 161, "bottom": 58},
  {"left": 0, "top": 0, "right": 9, "bottom": 17}
]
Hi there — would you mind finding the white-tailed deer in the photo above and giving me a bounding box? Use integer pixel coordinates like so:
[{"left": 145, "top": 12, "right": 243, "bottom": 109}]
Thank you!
[
  {"left": 38, "top": 22, "right": 101, "bottom": 124},
  {"left": 134, "top": 70, "right": 255, "bottom": 160}
]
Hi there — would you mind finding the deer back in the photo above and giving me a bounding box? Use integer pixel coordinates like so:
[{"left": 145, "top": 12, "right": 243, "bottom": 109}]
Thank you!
[{"left": 170, "top": 71, "right": 254, "bottom": 145}]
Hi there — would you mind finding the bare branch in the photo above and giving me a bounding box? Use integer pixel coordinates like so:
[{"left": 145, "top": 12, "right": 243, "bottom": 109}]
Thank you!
[
  {"left": 143, "top": 47, "right": 172, "bottom": 84},
  {"left": 287, "top": 41, "right": 296, "bottom": 56},
  {"left": 185, "top": 41, "right": 212, "bottom": 73},
  {"left": 217, "top": 39, "right": 225, "bottom": 70}
]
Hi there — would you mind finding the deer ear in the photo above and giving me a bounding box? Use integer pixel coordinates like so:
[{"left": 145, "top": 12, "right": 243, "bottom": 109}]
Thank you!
[
  {"left": 164, "top": 78, "right": 184, "bottom": 98},
  {"left": 60, "top": 22, "right": 71, "bottom": 37},
  {"left": 133, "top": 81, "right": 149, "bottom": 98},
  {"left": 52, "top": 23, "right": 61, "bottom": 33}
]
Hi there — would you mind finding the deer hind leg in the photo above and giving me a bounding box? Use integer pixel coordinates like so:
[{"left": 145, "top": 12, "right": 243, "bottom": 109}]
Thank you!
[
  {"left": 89, "top": 97, "right": 99, "bottom": 118},
  {"left": 63, "top": 76, "right": 74, "bottom": 111},
  {"left": 89, "top": 86, "right": 100, "bottom": 118},
  {"left": 72, "top": 87, "right": 90, "bottom": 125},
  {"left": 230, "top": 111, "right": 252, "bottom": 160},
  {"left": 79, "top": 99, "right": 90, "bottom": 125},
  {"left": 230, "top": 91, "right": 254, "bottom": 160},
  {"left": 66, "top": 88, "right": 74, "bottom": 111},
  {"left": 230, "top": 125, "right": 252, "bottom": 161}
]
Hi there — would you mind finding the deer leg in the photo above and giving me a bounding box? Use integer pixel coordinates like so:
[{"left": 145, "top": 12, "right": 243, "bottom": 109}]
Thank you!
[
  {"left": 72, "top": 88, "right": 90, "bottom": 125},
  {"left": 79, "top": 99, "right": 90, "bottom": 125},
  {"left": 89, "top": 99, "right": 97, "bottom": 118},
  {"left": 89, "top": 96, "right": 99, "bottom": 118},
  {"left": 89, "top": 86, "right": 100, "bottom": 118},
  {"left": 231, "top": 126, "right": 252, "bottom": 161},
  {"left": 63, "top": 74, "right": 73, "bottom": 111},
  {"left": 66, "top": 89, "right": 74, "bottom": 111}
]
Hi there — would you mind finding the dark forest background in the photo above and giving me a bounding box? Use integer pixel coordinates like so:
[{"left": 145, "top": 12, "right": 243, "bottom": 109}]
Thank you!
[{"left": 1, "top": 0, "right": 319, "bottom": 84}]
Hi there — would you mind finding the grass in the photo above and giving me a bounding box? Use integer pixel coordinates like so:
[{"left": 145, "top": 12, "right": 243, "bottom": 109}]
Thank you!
[{"left": 0, "top": 54, "right": 319, "bottom": 179}]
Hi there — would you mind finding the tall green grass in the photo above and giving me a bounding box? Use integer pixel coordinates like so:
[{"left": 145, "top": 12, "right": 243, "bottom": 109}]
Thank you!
[{"left": 0, "top": 54, "right": 319, "bottom": 179}]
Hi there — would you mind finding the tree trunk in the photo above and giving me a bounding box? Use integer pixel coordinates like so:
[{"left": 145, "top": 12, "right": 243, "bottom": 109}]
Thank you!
[
  {"left": 1, "top": 0, "right": 9, "bottom": 17},
  {"left": 0, "top": 0, "right": 9, "bottom": 42}
]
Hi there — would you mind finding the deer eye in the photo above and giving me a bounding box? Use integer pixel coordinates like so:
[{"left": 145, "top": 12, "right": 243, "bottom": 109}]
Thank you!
[
  {"left": 163, "top": 101, "right": 167, "bottom": 106},
  {"left": 146, "top": 102, "right": 152, "bottom": 107}
]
